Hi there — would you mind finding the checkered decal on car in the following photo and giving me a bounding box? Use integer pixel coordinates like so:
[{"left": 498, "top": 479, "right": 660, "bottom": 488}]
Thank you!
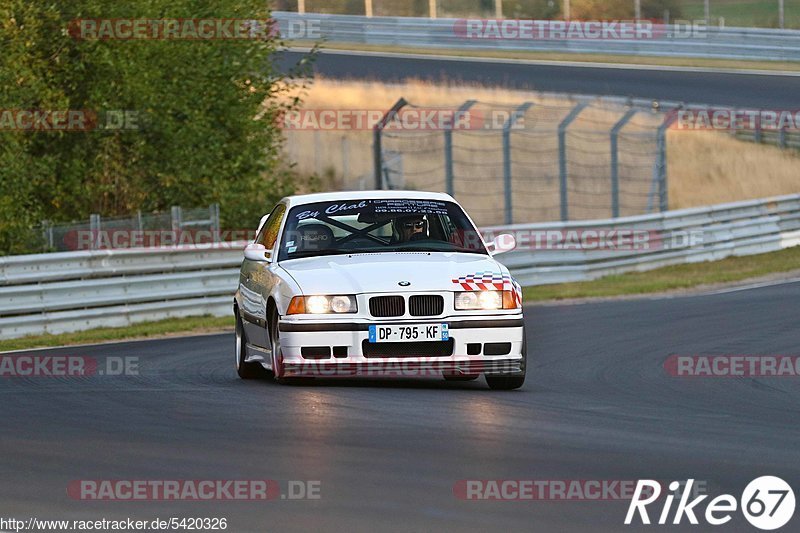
[{"left": 452, "top": 271, "right": 522, "bottom": 306}]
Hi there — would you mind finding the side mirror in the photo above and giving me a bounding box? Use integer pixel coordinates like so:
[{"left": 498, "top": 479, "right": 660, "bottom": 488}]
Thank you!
[
  {"left": 490, "top": 234, "right": 516, "bottom": 255},
  {"left": 244, "top": 243, "right": 270, "bottom": 262}
]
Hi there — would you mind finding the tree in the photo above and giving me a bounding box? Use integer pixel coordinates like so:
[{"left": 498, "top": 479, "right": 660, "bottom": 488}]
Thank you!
[{"left": 0, "top": 0, "right": 312, "bottom": 254}]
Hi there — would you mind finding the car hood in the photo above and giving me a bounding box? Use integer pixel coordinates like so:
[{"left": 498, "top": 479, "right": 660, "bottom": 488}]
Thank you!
[{"left": 281, "top": 252, "right": 509, "bottom": 295}]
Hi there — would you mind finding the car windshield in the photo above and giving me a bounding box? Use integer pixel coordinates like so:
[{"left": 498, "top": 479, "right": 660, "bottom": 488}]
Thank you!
[{"left": 278, "top": 198, "right": 487, "bottom": 261}]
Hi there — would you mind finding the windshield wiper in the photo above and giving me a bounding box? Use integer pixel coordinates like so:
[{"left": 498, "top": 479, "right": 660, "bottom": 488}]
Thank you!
[
  {"left": 284, "top": 249, "right": 355, "bottom": 260},
  {"left": 386, "top": 246, "right": 486, "bottom": 254}
]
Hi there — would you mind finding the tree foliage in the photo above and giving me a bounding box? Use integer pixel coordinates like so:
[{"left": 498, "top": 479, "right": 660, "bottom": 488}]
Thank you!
[{"left": 0, "top": 0, "right": 311, "bottom": 254}]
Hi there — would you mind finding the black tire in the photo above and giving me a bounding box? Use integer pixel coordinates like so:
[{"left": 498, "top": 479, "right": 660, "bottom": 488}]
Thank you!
[
  {"left": 269, "top": 307, "right": 301, "bottom": 385},
  {"left": 485, "top": 330, "right": 527, "bottom": 391},
  {"left": 236, "top": 313, "right": 264, "bottom": 379}
]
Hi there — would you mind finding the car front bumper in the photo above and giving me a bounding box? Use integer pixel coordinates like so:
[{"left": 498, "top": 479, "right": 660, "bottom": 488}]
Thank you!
[{"left": 278, "top": 316, "right": 524, "bottom": 378}]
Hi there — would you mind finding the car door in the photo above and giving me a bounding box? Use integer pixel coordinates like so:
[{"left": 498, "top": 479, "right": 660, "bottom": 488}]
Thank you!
[{"left": 240, "top": 203, "right": 286, "bottom": 348}]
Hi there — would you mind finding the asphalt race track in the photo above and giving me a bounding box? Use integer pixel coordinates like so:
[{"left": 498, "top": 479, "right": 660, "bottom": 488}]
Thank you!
[
  {"left": 278, "top": 50, "right": 800, "bottom": 109},
  {"left": 3, "top": 281, "right": 799, "bottom": 532}
]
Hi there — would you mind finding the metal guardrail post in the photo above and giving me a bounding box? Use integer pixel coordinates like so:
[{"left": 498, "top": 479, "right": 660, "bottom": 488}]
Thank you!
[
  {"left": 779, "top": 127, "right": 787, "bottom": 149},
  {"left": 445, "top": 100, "right": 476, "bottom": 198},
  {"left": 610, "top": 108, "right": 638, "bottom": 218},
  {"left": 171, "top": 206, "right": 183, "bottom": 234},
  {"left": 89, "top": 214, "right": 101, "bottom": 251},
  {"left": 40, "top": 221, "right": 53, "bottom": 252},
  {"left": 373, "top": 98, "right": 408, "bottom": 190},
  {"left": 558, "top": 102, "right": 589, "bottom": 222},
  {"left": 210, "top": 204, "right": 221, "bottom": 242},
  {"left": 502, "top": 102, "right": 533, "bottom": 225}
]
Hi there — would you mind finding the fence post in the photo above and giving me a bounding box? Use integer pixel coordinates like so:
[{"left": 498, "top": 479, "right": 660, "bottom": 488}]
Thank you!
[
  {"left": 210, "top": 204, "right": 221, "bottom": 242},
  {"left": 40, "top": 221, "right": 53, "bottom": 252},
  {"left": 89, "top": 214, "right": 101, "bottom": 251},
  {"left": 373, "top": 98, "right": 408, "bottom": 190},
  {"left": 445, "top": 100, "right": 476, "bottom": 198},
  {"left": 171, "top": 206, "right": 183, "bottom": 234},
  {"left": 558, "top": 102, "right": 588, "bottom": 222},
  {"left": 649, "top": 110, "right": 679, "bottom": 213},
  {"left": 779, "top": 127, "right": 787, "bottom": 149},
  {"left": 610, "top": 108, "right": 638, "bottom": 218},
  {"left": 502, "top": 102, "right": 533, "bottom": 225}
]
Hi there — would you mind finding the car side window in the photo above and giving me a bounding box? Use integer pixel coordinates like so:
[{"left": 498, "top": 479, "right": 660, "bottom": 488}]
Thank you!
[{"left": 256, "top": 204, "right": 287, "bottom": 251}]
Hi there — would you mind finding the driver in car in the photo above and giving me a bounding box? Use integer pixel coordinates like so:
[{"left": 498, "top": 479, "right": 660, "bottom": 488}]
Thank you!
[{"left": 396, "top": 215, "right": 428, "bottom": 242}]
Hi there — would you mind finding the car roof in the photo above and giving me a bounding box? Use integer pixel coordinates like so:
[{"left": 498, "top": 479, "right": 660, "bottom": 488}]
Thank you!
[{"left": 281, "top": 190, "right": 456, "bottom": 208}]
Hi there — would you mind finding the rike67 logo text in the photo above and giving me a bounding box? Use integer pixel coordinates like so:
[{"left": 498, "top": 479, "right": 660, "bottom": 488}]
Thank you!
[{"left": 626, "top": 477, "right": 795, "bottom": 530}]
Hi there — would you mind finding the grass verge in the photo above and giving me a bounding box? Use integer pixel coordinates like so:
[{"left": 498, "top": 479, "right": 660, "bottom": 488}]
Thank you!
[
  {"left": 0, "top": 315, "right": 234, "bottom": 353},
  {"left": 298, "top": 42, "right": 800, "bottom": 73},
  {"left": 524, "top": 246, "right": 800, "bottom": 301}
]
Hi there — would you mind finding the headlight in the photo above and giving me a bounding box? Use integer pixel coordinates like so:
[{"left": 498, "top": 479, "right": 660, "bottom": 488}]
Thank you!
[
  {"left": 287, "top": 295, "right": 358, "bottom": 315},
  {"left": 455, "top": 291, "right": 516, "bottom": 310}
]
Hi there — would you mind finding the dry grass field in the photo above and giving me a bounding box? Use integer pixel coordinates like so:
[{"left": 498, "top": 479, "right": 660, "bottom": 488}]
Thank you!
[{"left": 282, "top": 78, "right": 800, "bottom": 223}]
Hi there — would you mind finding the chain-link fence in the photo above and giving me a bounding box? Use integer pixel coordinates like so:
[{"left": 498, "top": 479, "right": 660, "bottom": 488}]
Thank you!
[
  {"left": 40, "top": 205, "right": 221, "bottom": 252},
  {"left": 284, "top": 95, "right": 670, "bottom": 227},
  {"left": 378, "top": 98, "right": 667, "bottom": 226}
]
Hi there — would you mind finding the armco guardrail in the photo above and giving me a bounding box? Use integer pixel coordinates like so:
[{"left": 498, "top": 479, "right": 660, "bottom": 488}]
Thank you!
[
  {"left": 0, "top": 245, "right": 247, "bottom": 340},
  {"left": 485, "top": 194, "right": 800, "bottom": 286},
  {"left": 1, "top": 194, "right": 799, "bottom": 340},
  {"left": 274, "top": 11, "right": 800, "bottom": 62}
]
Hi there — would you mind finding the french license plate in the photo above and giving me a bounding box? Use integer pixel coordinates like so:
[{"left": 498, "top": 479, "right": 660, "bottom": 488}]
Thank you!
[{"left": 368, "top": 324, "right": 449, "bottom": 343}]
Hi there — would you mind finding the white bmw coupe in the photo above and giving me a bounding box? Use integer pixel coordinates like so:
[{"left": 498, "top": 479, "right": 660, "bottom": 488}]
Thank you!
[{"left": 234, "top": 191, "right": 526, "bottom": 390}]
